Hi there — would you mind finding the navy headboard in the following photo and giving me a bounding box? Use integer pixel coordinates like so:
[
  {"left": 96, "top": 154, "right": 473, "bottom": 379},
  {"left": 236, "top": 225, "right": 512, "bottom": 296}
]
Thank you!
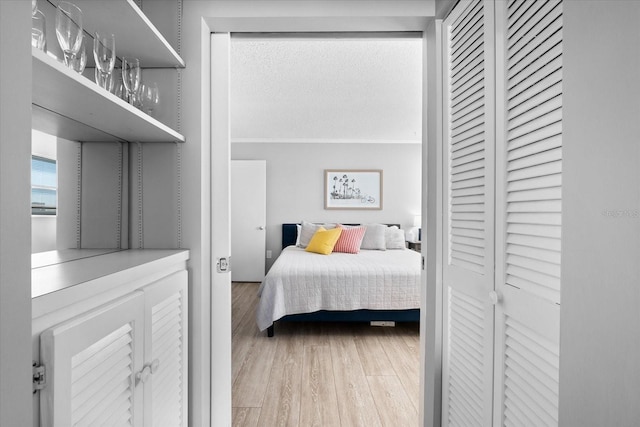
[
  {"left": 282, "top": 224, "right": 299, "bottom": 249},
  {"left": 282, "top": 223, "right": 401, "bottom": 249}
]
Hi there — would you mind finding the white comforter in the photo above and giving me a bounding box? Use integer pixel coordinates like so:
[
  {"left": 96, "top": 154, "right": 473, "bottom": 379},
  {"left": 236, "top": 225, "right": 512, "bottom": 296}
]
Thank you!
[{"left": 256, "top": 246, "right": 421, "bottom": 331}]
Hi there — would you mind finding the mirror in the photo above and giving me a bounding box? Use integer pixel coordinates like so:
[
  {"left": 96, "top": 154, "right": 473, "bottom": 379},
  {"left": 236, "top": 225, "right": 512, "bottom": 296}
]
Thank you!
[
  {"left": 31, "top": 129, "right": 130, "bottom": 253},
  {"left": 32, "top": 130, "right": 57, "bottom": 253}
]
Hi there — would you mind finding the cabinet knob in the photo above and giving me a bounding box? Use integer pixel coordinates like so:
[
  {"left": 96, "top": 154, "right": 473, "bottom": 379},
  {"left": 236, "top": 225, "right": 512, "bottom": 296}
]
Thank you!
[
  {"left": 136, "top": 365, "right": 151, "bottom": 385},
  {"left": 136, "top": 359, "right": 161, "bottom": 385},
  {"left": 489, "top": 291, "right": 502, "bottom": 305},
  {"left": 258, "top": 226, "right": 265, "bottom": 230}
]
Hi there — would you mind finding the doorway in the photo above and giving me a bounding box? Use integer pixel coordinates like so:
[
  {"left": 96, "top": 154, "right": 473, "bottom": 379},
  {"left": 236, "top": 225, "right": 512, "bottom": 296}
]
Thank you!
[
  {"left": 206, "top": 13, "right": 435, "bottom": 426},
  {"left": 225, "top": 32, "right": 423, "bottom": 425}
]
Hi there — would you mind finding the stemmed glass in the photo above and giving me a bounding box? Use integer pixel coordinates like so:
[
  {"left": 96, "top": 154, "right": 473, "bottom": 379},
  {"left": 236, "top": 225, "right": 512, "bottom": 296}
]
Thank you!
[
  {"left": 122, "top": 57, "right": 141, "bottom": 105},
  {"left": 112, "top": 69, "right": 126, "bottom": 100},
  {"left": 31, "top": 2, "right": 47, "bottom": 51},
  {"left": 140, "top": 82, "right": 159, "bottom": 116},
  {"left": 93, "top": 32, "right": 116, "bottom": 90},
  {"left": 55, "top": 2, "right": 83, "bottom": 67},
  {"left": 68, "top": 35, "right": 87, "bottom": 73}
]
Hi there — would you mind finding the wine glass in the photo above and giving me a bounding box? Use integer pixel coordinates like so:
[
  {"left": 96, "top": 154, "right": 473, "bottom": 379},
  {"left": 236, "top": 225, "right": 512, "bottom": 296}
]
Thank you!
[
  {"left": 55, "top": 2, "right": 83, "bottom": 67},
  {"left": 132, "top": 85, "right": 144, "bottom": 110},
  {"left": 32, "top": 0, "right": 38, "bottom": 16},
  {"left": 32, "top": 8, "right": 47, "bottom": 51},
  {"left": 68, "top": 35, "right": 87, "bottom": 73},
  {"left": 112, "top": 70, "right": 126, "bottom": 99},
  {"left": 93, "top": 33, "right": 116, "bottom": 90},
  {"left": 122, "top": 57, "right": 141, "bottom": 105},
  {"left": 140, "top": 82, "right": 159, "bottom": 116},
  {"left": 98, "top": 68, "right": 117, "bottom": 93}
]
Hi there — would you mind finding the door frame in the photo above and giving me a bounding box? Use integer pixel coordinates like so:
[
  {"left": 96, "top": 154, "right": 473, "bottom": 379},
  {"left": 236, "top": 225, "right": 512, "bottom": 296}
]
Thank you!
[{"left": 201, "top": 6, "right": 447, "bottom": 426}]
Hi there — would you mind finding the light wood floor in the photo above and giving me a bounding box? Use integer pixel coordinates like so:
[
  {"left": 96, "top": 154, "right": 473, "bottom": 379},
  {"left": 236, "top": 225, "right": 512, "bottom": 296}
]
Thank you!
[{"left": 231, "top": 282, "right": 420, "bottom": 427}]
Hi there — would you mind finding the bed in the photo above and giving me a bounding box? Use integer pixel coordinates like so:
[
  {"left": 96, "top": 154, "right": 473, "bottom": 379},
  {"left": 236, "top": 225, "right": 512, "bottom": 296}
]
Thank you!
[{"left": 257, "top": 223, "right": 421, "bottom": 336}]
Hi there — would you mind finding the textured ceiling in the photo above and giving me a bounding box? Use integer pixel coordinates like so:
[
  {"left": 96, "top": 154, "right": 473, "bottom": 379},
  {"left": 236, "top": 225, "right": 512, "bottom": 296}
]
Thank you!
[{"left": 230, "top": 34, "right": 422, "bottom": 143}]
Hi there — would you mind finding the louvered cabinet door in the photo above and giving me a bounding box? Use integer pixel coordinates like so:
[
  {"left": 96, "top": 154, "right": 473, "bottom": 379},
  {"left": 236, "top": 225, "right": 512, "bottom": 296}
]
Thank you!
[
  {"left": 40, "top": 292, "right": 145, "bottom": 427},
  {"left": 441, "top": 1, "right": 496, "bottom": 426},
  {"left": 493, "top": 0, "right": 563, "bottom": 425},
  {"left": 142, "top": 271, "right": 188, "bottom": 427}
]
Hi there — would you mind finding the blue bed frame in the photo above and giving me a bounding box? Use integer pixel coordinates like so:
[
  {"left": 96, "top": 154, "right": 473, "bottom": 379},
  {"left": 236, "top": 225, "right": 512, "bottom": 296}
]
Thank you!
[{"left": 266, "top": 223, "right": 420, "bottom": 337}]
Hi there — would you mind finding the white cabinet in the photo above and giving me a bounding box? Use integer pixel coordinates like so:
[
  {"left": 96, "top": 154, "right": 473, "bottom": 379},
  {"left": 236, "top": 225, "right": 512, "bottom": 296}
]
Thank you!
[
  {"left": 38, "top": 270, "right": 188, "bottom": 427},
  {"left": 28, "top": 1, "right": 188, "bottom": 425}
]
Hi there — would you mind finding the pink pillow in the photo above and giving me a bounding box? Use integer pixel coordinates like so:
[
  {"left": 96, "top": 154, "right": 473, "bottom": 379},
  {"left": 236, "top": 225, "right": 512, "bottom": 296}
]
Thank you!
[{"left": 333, "top": 225, "right": 366, "bottom": 254}]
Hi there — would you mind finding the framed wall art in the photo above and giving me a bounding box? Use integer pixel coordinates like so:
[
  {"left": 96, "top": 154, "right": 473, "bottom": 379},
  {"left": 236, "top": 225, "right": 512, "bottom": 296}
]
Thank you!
[{"left": 324, "top": 169, "right": 383, "bottom": 210}]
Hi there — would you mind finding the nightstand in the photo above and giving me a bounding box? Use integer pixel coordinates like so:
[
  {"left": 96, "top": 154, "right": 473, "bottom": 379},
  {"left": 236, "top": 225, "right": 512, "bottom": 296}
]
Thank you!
[{"left": 407, "top": 241, "right": 421, "bottom": 252}]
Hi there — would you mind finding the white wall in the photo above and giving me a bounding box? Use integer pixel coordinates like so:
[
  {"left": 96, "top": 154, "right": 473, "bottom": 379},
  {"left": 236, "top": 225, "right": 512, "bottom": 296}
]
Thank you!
[
  {"left": 0, "top": 1, "right": 33, "bottom": 425},
  {"left": 232, "top": 142, "right": 421, "bottom": 269},
  {"left": 560, "top": 1, "right": 640, "bottom": 425}
]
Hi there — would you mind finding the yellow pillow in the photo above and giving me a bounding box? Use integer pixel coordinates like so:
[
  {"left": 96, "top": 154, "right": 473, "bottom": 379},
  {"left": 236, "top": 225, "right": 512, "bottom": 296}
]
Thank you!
[{"left": 305, "top": 227, "right": 343, "bottom": 255}]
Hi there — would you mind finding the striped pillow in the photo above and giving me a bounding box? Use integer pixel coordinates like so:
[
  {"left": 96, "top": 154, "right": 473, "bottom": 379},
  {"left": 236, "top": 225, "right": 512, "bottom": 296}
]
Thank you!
[{"left": 333, "top": 225, "right": 366, "bottom": 254}]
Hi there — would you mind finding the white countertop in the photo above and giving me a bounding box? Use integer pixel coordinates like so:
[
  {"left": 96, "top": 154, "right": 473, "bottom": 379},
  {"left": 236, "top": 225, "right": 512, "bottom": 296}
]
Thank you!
[{"left": 32, "top": 249, "right": 190, "bottom": 318}]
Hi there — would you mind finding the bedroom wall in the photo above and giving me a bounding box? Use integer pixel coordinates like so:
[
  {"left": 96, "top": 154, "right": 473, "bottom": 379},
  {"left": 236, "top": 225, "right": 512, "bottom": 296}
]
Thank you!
[
  {"left": 231, "top": 142, "right": 421, "bottom": 270},
  {"left": 230, "top": 33, "right": 423, "bottom": 271}
]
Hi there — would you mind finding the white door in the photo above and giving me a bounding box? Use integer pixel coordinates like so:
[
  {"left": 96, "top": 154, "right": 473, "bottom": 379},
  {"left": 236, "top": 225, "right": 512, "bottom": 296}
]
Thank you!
[
  {"left": 142, "top": 271, "right": 189, "bottom": 427},
  {"left": 231, "top": 160, "right": 266, "bottom": 282},
  {"left": 441, "top": 1, "right": 496, "bottom": 425},
  {"left": 493, "top": 0, "right": 563, "bottom": 425},
  {"left": 440, "top": 1, "right": 563, "bottom": 426},
  {"left": 39, "top": 292, "right": 146, "bottom": 427}
]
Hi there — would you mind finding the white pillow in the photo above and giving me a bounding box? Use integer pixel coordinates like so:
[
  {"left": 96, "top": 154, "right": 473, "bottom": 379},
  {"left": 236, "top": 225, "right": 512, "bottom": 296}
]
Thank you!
[
  {"left": 295, "top": 224, "right": 301, "bottom": 246},
  {"left": 360, "top": 223, "right": 387, "bottom": 250},
  {"left": 385, "top": 226, "right": 406, "bottom": 249},
  {"left": 298, "top": 221, "right": 322, "bottom": 248}
]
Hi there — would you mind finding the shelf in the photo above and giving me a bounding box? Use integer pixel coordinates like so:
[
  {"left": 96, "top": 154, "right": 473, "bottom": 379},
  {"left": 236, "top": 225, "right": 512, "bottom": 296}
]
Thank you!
[
  {"left": 63, "top": 0, "right": 184, "bottom": 68},
  {"left": 32, "top": 47, "right": 185, "bottom": 143}
]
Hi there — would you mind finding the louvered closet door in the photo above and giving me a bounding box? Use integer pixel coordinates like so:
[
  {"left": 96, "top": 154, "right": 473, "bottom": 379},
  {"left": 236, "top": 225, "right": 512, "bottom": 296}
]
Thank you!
[
  {"left": 142, "top": 271, "right": 188, "bottom": 427},
  {"left": 40, "top": 292, "right": 145, "bottom": 427},
  {"left": 441, "top": 1, "right": 496, "bottom": 426},
  {"left": 493, "top": 0, "right": 563, "bottom": 425}
]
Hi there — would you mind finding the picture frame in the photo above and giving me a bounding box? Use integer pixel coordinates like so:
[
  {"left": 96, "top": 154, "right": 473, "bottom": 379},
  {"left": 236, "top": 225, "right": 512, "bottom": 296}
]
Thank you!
[{"left": 324, "top": 169, "right": 383, "bottom": 210}]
